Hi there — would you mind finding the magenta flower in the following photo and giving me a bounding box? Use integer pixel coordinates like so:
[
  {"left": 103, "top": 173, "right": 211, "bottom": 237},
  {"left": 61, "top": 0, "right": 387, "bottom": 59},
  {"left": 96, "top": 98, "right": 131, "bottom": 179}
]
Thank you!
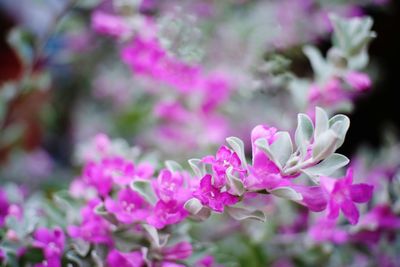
[
  {"left": 320, "top": 168, "right": 373, "bottom": 224},
  {"left": 0, "top": 189, "right": 9, "bottom": 227},
  {"left": 309, "top": 218, "right": 349, "bottom": 244},
  {"left": 107, "top": 249, "right": 144, "bottom": 267},
  {"left": 68, "top": 199, "right": 113, "bottom": 245},
  {"left": 91, "top": 11, "right": 130, "bottom": 38},
  {"left": 202, "top": 145, "right": 243, "bottom": 188},
  {"left": 345, "top": 71, "right": 371, "bottom": 91},
  {"left": 154, "top": 169, "right": 190, "bottom": 202},
  {"left": 82, "top": 156, "right": 136, "bottom": 196},
  {"left": 105, "top": 188, "right": 150, "bottom": 224},
  {"left": 32, "top": 227, "right": 65, "bottom": 267},
  {"left": 193, "top": 174, "right": 238, "bottom": 212},
  {"left": 147, "top": 200, "right": 188, "bottom": 229},
  {"left": 162, "top": 241, "right": 193, "bottom": 261}
]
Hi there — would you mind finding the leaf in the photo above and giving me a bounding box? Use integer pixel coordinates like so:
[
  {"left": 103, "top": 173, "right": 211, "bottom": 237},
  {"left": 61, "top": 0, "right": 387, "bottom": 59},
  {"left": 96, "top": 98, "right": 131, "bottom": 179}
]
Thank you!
[
  {"left": 184, "top": 198, "right": 211, "bottom": 221},
  {"left": 142, "top": 224, "right": 169, "bottom": 248},
  {"left": 130, "top": 180, "right": 157, "bottom": 205},
  {"left": 184, "top": 198, "right": 203, "bottom": 214},
  {"left": 165, "top": 160, "right": 183, "bottom": 173},
  {"left": 226, "top": 206, "right": 266, "bottom": 222},
  {"left": 270, "top": 187, "right": 303, "bottom": 201},
  {"left": 314, "top": 107, "right": 329, "bottom": 140},
  {"left": 305, "top": 153, "right": 349, "bottom": 177},
  {"left": 188, "top": 158, "right": 205, "bottom": 178},
  {"left": 226, "top": 136, "right": 247, "bottom": 168},
  {"left": 295, "top": 113, "right": 314, "bottom": 155},
  {"left": 254, "top": 138, "right": 275, "bottom": 162},
  {"left": 312, "top": 129, "right": 339, "bottom": 162},
  {"left": 329, "top": 114, "right": 350, "bottom": 149},
  {"left": 226, "top": 166, "right": 245, "bottom": 196},
  {"left": 269, "top": 131, "right": 293, "bottom": 169},
  {"left": 93, "top": 203, "right": 118, "bottom": 225},
  {"left": 303, "top": 45, "right": 328, "bottom": 78}
]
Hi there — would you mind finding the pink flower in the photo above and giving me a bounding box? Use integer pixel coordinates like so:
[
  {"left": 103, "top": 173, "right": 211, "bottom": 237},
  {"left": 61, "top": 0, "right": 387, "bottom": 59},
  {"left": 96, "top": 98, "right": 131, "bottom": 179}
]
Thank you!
[
  {"left": 202, "top": 145, "right": 243, "bottom": 188},
  {"left": 33, "top": 227, "right": 65, "bottom": 267},
  {"left": 345, "top": 71, "right": 372, "bottom": 91},
  {"left": 107, "top": 249, "right": 144, "bottom": 267},
  {"left": 81, "top": 156, "right": 136, "bottom": 196},
  {"left": 147, "top": 200, "right": 188, "bottom": 229},
  {"left": 105, "top": 188, "right": 150, "bottom": 224},
  {"left": 0, "top": 189, "right": 9, "bottom": 227},
  {"left": 162, "top": 242, "right": 193, "bottom": 261},
  {"left": 91, "top": 11, "right": 130, "bottom": 38},
  {"left": 68, "top": 199, "right": 113, "bottom": 245},
  {"left": 154, "top": 169, "right": 191, "bottom": 202},
  {"left": 309, "top": 218, "right": 349, "bottom": 244},
  {"left": 193, "top": 174, "right": 238, "bottom": 212},
  {"left": 320, "top": 168, "right": 373, "bottom": 225}
]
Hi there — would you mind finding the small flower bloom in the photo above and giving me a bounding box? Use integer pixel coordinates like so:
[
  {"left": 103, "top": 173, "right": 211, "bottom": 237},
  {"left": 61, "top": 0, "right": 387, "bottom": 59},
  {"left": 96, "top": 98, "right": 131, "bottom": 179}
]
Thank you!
[
  {"left": 202, "top": 145, "right": 243, "bottom": 188},
  {"left": 320, "top": 168, "right": 373, "bottom": 224},
  {"left": 162, "top": 242, "right": 193, "bottom": 261},
  {"left": 0, "top": 189, "right": 9, "bottom": 227},
  {"left": 193, "top": 174, "right": 238, "bottom": 212},
  {"left": 147, "top": 200, "right": 188, "bottom": 229},
  {"left": 309, "top": 218, "right": 348, "bottom": 244},
  {"left": 345, "top": 71, "right": 371, "bottom": 91},
  {"left": 91, "top": 11, "right": 130, "bottom": 38},
  {"left": 33, "top": 227, "right": 65, "bottom": 267},
  {"left": 68, "top": 199, "right": 113, "bottom": 245},
  {"left": 105, "top": 188, "right": 150, "bottom": 224},
  {"left": 107, "top": 249, "right": 144, "bottom": 267}
]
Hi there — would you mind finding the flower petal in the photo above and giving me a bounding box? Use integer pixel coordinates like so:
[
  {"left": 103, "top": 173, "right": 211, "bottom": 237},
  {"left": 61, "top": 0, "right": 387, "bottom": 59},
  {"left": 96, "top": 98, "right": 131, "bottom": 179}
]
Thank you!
[{"left": 350, "top": 183, "right": 373, "bottom": 203}]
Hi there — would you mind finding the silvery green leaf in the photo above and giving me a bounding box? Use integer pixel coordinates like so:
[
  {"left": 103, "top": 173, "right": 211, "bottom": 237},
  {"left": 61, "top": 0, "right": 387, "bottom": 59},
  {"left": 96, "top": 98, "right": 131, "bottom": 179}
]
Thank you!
[
  {"left": 303, "top": 45, "right": 328, "bottom": 78},
  {"left": 295, "top": 113, "right": 314, "bottom": 155},
  {"left": 270, "top": 187, "right": 303, "bottom": 201},
  {"left": 226, "top": 166, "right": 245, "bottom": 196},
  {"left": 184, "top": 198, "right": 211, "bottom": 221},
  {"left": 226, "top": 136, "right": 247, "bottom": 168},
  {"left": 94, "top": 203, "right": 118, "bottom": 225},
  {"left": 143, "top": 224, "right": 169, "bottom": 248},
  {"left": 305, "top": 153, "right": 349, "bottom": 177},
  {"left": 165, "top": 160, "right": 183, "bottom": 172},
  {"left": 130, "top": 180, "right": 157, "bottom": 205},
  {"left": 188, "top": 158, "right": 205, "bottom": 177},
  {"left": 226, "top": 206, "right": 266, "bottom": 222},
  {"left": 254, "top": 138, "right": 278, "bottom": 168},
  {"left": 71, "top": 239, "right": 91, "bottom": 257},
  {"left": 330, "top": 14, "right": 375, "bottom": 69},
  {"left": 270, "top": 131, "right": 293, "bottom": 169},
  {"left": 312, "top": 129, "right": 339, "bottom": 162},
  {"left": 329, "top": 114, "right": 350, "bottom": 149},
  {"left": 314, "top": 107, "right": 329, "bottom": 139},
  {"left": 184, "top": 198, "right": 203, "bottom": 214}
]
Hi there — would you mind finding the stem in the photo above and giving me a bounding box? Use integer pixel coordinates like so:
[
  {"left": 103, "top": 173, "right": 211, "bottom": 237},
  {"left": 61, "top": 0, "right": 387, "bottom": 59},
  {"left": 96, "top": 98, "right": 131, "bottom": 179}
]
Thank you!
[{"left": 281, "top": 158, "right": 315, "bottom": 176}]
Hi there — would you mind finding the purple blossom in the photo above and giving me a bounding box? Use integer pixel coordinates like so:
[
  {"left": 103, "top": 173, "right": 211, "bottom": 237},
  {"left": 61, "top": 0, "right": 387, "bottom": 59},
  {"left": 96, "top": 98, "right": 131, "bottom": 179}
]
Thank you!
[
  {"left": 193, "top": 174, "right": 238, "bottom": 212},
  {"left": 82, "top": 156, "right": 136, "bottom": 196},
  {"left": 68, "top": 199, "right": 113, "bottom": 245},
  {"left": 91, "top": 11, "right": 130, "bottom": 38},
  {"left": 105, "top": 188, "right": 150, "bottom": 224},
  {"left": 345, "top": 71, "right": 372, "bottom": 91},
  {"left": 107, "top": 249, "right": 144, "bottom": 267},
  {"left": 0, "top": 189, "right": 9, "bottom": 227},
  {"left": 320, "top": 168, "right": 373, "bottom": 225},
  {"left": 162, "top": 241, "right": 193, "bottom": 261},
  {"left": 309, "top": 218, "right": 349, "bottom": 244},
  {"left": 32, "top": 227, "right": 65, "bottom": 267},
  {"left": 147, "top": 200, "right": 188, "bottom": 229},
  {"left": 202, "top": 145, "right": 243, "bottom": 188}
]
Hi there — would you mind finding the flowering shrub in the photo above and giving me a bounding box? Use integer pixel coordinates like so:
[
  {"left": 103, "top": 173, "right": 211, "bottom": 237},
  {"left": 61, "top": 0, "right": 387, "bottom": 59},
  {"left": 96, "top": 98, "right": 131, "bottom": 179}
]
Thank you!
[{"left": 0, "top": 0, "right": 399, "bottom": 266}]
